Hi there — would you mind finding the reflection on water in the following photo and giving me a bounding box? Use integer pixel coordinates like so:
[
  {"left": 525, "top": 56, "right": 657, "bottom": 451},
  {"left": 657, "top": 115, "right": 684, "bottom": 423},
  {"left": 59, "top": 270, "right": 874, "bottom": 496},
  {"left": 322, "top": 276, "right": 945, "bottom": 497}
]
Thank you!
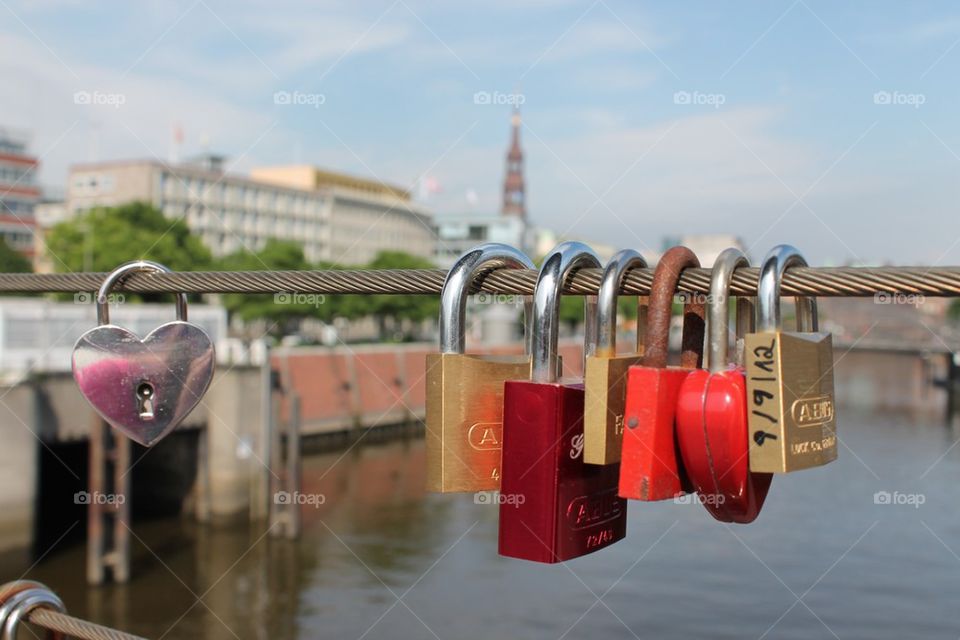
[{"left": 7, "top": 409, "right": 960, "bottom": 639}]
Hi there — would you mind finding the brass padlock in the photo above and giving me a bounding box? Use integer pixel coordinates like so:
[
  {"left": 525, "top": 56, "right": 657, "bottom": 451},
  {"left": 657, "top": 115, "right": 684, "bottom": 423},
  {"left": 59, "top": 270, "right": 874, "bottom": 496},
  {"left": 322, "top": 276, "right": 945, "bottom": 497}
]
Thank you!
[
  {"left": 583, "top": 249, "right": 647, "bottom": 465},
  {"left": 745, "top": 245, "right": 838, "bottom": 473},
  {"left": 425, "top": 243, "right": 534, "bottom": 492}
]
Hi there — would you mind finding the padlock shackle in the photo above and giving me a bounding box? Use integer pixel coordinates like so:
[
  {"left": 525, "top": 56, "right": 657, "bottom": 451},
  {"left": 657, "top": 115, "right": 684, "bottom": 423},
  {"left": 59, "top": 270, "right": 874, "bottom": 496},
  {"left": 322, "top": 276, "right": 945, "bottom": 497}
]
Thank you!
[
  {"left": 96, "top": 261, "right": 187, "bottom": 326},
  {"left": 439, "top": 243, "right": 535, "bottom": 354},
  {"left": 531, "top": 242, "right": 600, "bottom": 383},
  {"left": 707, "top": 248, "right": 751, "bottom": 373},
  {"left": 641, "top": 246, "right": 705, "bottom": 370},
  {"left": 756, "top": 245, "right": 818, "bottom": 333},
  {"left": 595, "top": 249, "right": 647, "bottom": 358}
]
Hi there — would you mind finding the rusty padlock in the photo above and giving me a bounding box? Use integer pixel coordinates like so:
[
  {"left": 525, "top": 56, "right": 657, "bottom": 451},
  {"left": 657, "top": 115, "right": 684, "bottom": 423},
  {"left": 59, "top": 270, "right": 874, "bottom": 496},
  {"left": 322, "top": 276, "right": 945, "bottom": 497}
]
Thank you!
[
  {"left": 676, "top": 248, "right": 773, "bottom": 523},
  {"left": 426, "top": 243, "right": 534, "bottom": 492},
  {"left": 498, "top": 242, "right": 627, "bottom": 563},
  {"left": 618, "top": 246, "right": 705, "bottom": 501},
  {"left": 745, "top": 245, "right": 838, "bottom": 473},
  {"left": 583, "top": 249, "right": 648, "bottom": 465}
]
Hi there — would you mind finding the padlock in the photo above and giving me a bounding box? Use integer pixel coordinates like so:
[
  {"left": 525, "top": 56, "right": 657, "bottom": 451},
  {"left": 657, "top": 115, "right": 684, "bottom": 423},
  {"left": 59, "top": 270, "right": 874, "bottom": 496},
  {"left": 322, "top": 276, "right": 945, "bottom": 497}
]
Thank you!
[
  {"left": 676, "top": 248, "right": 773, "bottom": 523},
  {"left": 618, "top": 246, "right": 705, "bottom": 501},
  {"left": 745, "top": 245, "right": 837, "bottom": 472},
  {"left": 425, "top": 243, "right": 534, "bottom": 492},
  {"left": 72, "top": 261, "right": 216, "bottom": 447},
  {"left": 583, "top": 249, "right": 647, "bottom": 465},
  {"left": 498, "top": 242, "right": 626, "bottom": 563}
]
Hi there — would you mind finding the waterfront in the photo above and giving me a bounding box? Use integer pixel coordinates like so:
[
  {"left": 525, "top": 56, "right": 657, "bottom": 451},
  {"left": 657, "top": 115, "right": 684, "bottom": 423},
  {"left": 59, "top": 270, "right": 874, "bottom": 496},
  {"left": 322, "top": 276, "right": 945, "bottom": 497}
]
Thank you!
[{"left": 5, "top": 406, "right": 960, "bottom": 639}]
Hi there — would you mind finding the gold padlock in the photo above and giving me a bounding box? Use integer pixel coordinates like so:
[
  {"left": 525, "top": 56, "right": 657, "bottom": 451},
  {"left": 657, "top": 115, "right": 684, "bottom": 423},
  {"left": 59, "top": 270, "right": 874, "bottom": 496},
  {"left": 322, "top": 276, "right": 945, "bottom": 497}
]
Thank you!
[
  {"left": 583, "top": 249, "right": 648, "bottom": 465},
  {"left": 745, "top": 245, "right": 838, "bottom": 473},
  {"left": 425, "top": 243, "right": 534, "bottom": 492}
]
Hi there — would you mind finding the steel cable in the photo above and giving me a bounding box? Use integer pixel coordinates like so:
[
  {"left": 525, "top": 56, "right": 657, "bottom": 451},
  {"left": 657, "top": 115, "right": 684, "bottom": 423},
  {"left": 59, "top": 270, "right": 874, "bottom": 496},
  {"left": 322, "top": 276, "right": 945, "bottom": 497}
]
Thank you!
[{"left": 0, "top": 266, "right": 957, "bottom": 297}]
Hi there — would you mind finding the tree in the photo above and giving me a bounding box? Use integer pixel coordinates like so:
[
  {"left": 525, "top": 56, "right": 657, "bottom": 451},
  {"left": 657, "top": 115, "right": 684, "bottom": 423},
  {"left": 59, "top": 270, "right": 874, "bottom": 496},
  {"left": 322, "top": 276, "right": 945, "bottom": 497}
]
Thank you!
[
  {"left": 0, "top": 238, "right": 32, "bottom": 273},
  {"left": 46, "top": 201, "right": 211, "bottom": 274},
  {"left": 217, "top": 239, "right": 329, "bottom": 333},
  {"left": 357, "top": 251, "right": 439, "bottom": 341}
]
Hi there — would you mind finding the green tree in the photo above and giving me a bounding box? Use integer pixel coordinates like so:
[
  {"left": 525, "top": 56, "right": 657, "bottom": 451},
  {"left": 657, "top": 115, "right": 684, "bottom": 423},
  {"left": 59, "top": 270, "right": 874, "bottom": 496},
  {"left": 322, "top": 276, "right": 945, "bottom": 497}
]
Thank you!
[
  {"left": 46, "top": 201, "right": 212, "bottom": 273},
  {"left": 0, "top": 237, "right": 32, "bottom": 273},
  {"left": 358, "top": 251, "right": 439, "bottom": 341},
  {"left": 949, "top": 300, "right": 960, "bottom": 324},
  {"left": 217, "top": 239, "right": 329, "bottom": 333}
]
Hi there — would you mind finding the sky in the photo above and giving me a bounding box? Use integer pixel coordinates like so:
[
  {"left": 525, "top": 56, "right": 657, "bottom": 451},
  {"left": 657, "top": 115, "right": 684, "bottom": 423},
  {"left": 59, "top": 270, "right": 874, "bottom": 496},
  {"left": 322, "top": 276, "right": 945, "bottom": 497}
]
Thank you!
[{"left": 2, "top": 0, "right": 960, "bottom": 265}]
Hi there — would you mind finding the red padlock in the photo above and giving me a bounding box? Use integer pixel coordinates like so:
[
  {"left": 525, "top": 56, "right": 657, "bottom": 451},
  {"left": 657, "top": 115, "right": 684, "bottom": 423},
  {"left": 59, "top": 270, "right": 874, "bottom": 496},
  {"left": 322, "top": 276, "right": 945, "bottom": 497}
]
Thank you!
[
  {"left": 498, "top": 242, "right": 627, "bottom": 564},
  {"left": 618, "top": 247, "right": 705, "bottom": 501},
  {"left": 676, "top": 248, "right": 772, "bottom": 523}
]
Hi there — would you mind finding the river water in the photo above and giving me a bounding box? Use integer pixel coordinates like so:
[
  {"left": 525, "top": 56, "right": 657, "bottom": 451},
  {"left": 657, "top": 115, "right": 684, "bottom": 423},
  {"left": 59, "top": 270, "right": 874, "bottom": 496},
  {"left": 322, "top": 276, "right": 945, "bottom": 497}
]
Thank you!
[{"left": 7, "top": 407, "right": 960, "bottom": 639}]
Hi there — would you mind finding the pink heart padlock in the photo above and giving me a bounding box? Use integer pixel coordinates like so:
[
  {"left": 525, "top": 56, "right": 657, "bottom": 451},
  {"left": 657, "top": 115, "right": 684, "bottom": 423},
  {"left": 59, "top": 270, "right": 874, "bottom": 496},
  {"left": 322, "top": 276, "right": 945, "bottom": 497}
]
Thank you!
[{"left": 72, "top": 261, "right": 215, "bottom": 447}]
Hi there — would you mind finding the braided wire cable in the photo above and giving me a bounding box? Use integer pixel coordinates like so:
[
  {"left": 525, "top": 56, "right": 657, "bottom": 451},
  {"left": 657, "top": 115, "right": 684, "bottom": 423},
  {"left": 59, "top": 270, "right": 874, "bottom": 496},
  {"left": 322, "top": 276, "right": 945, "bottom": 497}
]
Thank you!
[
  {"left": 0, "top": 266, "right": 957, "bottom": 297},
  {"left": 28, "top": 608, "right": 147, "bottom": 640}
]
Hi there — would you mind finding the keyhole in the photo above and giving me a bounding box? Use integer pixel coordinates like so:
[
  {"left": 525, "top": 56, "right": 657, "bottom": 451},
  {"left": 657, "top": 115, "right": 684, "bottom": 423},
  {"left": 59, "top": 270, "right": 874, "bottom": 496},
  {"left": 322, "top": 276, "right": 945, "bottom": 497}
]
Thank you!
[{"left": 137, "top": 382, "right": 155, "bottom": 421}]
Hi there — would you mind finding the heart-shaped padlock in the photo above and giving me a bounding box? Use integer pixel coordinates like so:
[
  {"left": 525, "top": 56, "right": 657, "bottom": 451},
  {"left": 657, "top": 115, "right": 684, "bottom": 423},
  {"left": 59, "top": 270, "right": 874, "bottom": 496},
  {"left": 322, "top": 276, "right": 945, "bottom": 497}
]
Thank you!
[
  {"left": 676, "top": 248, "right": 772, "bottom": 523},
  {"left": 72, "top": 261, "right": 215, "bottom": 447}
]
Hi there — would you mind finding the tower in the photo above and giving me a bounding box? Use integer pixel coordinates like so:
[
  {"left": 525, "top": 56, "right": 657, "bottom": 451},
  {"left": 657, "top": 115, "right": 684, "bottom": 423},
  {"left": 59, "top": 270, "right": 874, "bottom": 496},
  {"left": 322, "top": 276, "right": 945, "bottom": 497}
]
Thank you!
[{"left": 501, "top": 107, "right": 526, "bottom": 219}]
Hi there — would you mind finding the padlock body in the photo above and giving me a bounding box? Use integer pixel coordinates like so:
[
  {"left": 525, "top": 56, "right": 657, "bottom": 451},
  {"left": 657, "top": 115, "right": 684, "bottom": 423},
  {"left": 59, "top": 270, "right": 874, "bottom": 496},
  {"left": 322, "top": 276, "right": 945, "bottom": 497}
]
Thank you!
[
  {"left": 499, "top": 379, "right": 626, "bottom": 563},
  {"left": 619, "top": 365, "right": 693, "bottom": 501},
  {"left": 425, "top": 353, "right": 530, "bottom": 492},
  {"left": 676, "top": 368, "right": 772, "bottom": 523},
  {"left": 72, "top": 321, "right": 215, "bottom": 447},
  {"left": 583, "top": 353, "right": 643, "bottom": 465},
  {"left": 745, "top": 331, "right": 838, "bottom": 473}
]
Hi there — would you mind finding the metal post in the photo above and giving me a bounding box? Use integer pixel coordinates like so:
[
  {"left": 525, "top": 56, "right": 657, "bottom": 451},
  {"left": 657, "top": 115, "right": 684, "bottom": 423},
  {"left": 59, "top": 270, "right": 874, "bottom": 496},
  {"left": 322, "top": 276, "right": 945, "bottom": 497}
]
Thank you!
[
  {"left": 195, "top": 427, "right": 211, "bottom": 523},
  {"left": 287, "top": 394, "right": 301, "bottom": 539},
  {"left": 269, "top": 391, "right": 302, "bottom": 539},
  {"left": 86, "top": 418, "right": 104, "bottom": 586},
  {"left": 252, "top": 341, "right": 273, "bottom": 522},
  {"left": 87, "top": 418, "right": 131, "bottom": 585}
]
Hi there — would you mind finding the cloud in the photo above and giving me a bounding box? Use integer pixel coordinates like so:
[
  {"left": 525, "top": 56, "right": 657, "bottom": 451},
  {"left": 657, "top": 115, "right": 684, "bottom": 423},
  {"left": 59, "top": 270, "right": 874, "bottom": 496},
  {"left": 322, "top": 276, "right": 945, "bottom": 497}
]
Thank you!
[{"left": 0, "top": 32, "right": 273, "bottom": 185}]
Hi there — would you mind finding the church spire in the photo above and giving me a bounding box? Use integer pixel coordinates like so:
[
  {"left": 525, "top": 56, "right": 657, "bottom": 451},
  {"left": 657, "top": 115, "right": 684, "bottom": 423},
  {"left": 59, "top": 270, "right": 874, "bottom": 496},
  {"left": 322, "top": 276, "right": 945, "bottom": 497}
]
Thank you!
[{"left": 501, "top": 106, "right": 526, "bottom": 219}]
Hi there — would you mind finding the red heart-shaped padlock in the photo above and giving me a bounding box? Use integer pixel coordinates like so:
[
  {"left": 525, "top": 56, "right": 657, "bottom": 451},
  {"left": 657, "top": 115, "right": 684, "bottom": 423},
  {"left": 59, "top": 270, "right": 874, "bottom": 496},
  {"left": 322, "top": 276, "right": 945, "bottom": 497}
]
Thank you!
[
  {"left": 675, "top": 248, "right": 772, "bottom": 523},
  {"left": 677, "top": 367, "right": 771, "bottom": 523}
]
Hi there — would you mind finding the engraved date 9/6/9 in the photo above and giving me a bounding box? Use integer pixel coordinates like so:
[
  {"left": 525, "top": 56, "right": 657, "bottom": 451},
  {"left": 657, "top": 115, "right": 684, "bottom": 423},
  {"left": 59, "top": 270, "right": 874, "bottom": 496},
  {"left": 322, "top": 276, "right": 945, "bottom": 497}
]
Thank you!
[{"left": 748, "top": 337, "right": 781, "bottom": 445}]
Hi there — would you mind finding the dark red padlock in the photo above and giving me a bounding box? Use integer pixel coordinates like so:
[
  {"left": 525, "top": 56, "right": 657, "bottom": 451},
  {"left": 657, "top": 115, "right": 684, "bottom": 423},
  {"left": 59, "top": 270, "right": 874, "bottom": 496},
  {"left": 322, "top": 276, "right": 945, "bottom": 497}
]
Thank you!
[
  {"left": 676, "top": 248, "right": 772, "bottom": 523},
  {"left": 618, "top": 247, "right": 705, "bottom": 501},
  {"left": 499, "top": 242, "right": 627, "bottom": 564}
]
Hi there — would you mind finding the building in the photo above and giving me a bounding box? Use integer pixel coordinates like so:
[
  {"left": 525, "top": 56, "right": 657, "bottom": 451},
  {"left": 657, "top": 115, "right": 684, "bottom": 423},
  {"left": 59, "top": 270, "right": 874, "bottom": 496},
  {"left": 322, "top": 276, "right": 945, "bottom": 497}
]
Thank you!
[
  {"left": 63, "top": 156, "right": 435, "bottom": 266},
  {"left": 434, "top": 214, "right": 532, "bottom": 269},
  {"left": 250, "top": 165, "right": 434, "bottom": 264},
  {"left": 502, "top": 108, "right": 526, "bottom": 219},
  {"left": 0, "top": 129, "right": 39, "bottom": 259},
  {"left": 434, "top": 109, "right": 533, "bottom": 269}
]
